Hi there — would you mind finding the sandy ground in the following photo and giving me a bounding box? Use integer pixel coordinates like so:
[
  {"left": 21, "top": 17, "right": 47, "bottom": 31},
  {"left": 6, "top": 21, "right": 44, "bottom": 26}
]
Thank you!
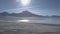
[{"left": 0, "top": 22, "right": 60, "bottom": 34}]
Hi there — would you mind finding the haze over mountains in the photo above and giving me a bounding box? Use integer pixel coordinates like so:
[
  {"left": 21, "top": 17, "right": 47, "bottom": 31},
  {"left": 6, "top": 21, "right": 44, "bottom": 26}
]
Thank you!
[{"left": 0, "top": 10, "right": 60, "bottom": 17}]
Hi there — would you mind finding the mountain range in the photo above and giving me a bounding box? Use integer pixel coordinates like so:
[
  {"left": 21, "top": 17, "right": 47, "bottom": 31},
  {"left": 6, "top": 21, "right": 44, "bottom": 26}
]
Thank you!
[
  {"left": 0, "top": 10, "right": 60, "bottom": 17},
  {"left": 0, "top": 11, "right": 44, "bottom": 17}
]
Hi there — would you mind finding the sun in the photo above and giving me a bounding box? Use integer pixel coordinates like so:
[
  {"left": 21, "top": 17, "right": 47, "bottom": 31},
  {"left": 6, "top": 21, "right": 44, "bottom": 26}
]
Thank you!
[{"left": 21, "top": 0, "right": 31, "bottom": 6}]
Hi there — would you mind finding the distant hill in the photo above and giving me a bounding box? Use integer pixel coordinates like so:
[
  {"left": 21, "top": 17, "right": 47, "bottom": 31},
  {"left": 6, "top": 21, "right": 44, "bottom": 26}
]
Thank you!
[
  {"left": 51, "top": 15, "right": 60, "bottom": 18},
  {"left": 16, "top": 11, "right": 42, "bottom": 17}
]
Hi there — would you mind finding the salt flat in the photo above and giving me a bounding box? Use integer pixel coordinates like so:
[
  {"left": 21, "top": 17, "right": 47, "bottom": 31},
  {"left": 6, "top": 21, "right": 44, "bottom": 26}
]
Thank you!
[{"left": 0, "top": 22, "right": 60, "bottom": 33}]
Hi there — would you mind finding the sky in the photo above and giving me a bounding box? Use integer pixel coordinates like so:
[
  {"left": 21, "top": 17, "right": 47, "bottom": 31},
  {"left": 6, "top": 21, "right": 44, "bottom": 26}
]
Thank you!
[{"left": 0, "top": 0, "right": 60, "bottom": 16}]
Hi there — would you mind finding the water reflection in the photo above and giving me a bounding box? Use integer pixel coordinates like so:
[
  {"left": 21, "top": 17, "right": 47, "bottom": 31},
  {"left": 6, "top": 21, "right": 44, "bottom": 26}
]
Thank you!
[{"left": 0, "top": 17, "right": 60, "bottom": 24}]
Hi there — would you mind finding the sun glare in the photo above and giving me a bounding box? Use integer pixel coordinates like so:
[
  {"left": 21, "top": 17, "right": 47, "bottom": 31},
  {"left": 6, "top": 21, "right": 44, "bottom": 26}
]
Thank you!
[
  {"left": 21, "top": 0, "right": 31, "bottom": 6},
  {"left": 18, "top": 20, "right": 29, "bottom": 22}
]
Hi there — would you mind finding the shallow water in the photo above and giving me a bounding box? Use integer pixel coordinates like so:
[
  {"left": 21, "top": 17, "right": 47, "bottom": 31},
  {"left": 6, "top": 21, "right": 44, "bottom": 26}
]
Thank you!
[{"left": 0, "top": 17, "right": 60, "bottom": 24}]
